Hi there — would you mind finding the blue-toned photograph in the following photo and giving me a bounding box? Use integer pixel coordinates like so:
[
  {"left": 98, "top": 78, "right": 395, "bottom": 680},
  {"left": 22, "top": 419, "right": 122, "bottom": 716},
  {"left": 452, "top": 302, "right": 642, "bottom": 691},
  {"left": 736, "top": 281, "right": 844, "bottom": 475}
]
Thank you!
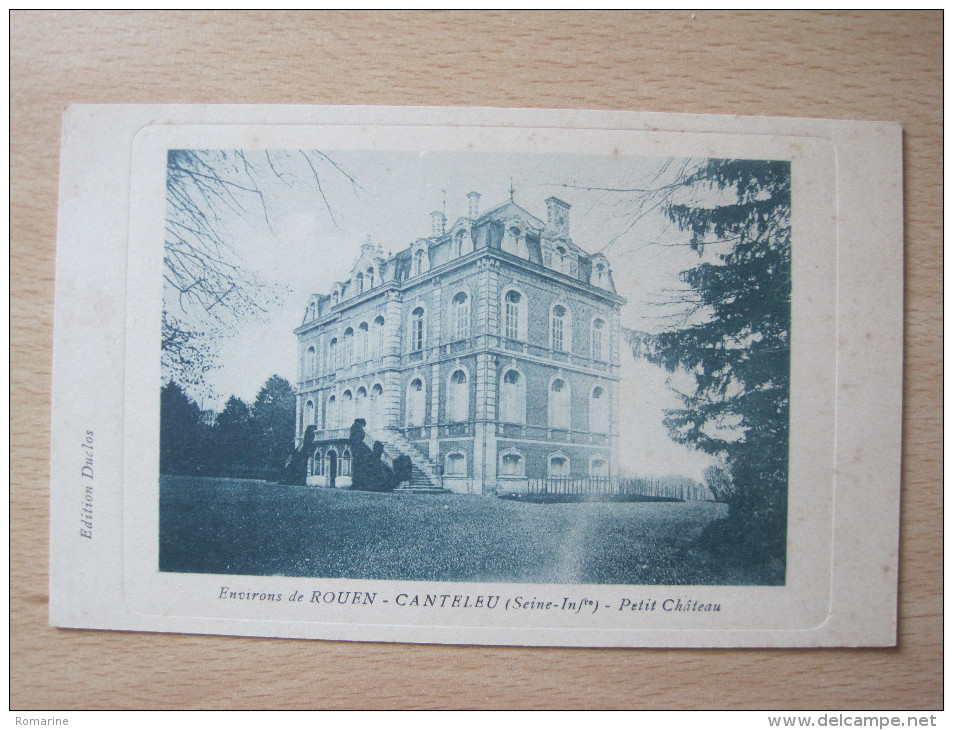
[{"left": 159, "top": 149, "right": 790, "bottom": 586}]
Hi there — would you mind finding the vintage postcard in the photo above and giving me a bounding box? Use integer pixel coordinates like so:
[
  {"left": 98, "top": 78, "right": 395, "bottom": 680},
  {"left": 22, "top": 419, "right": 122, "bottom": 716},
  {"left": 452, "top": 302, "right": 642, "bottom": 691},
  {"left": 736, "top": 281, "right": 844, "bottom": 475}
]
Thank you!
[{"left": 49, "top": 106, "right": 902, "bottom": 646}]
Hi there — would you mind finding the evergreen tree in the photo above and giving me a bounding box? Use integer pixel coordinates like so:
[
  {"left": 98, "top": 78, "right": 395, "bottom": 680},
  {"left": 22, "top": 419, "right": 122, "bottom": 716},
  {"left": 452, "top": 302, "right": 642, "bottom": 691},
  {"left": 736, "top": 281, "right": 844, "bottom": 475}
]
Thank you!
[
  {"left": 251, "top": 375, "right": 296, "bottom": 478},
  {"left": 644, "top": 159, "right": 791, "bottom": 579},
  {"left": 159, "top": 380, "right": 210, "bottom": 475},
  {"left": 212, "top": 396, "right": 254, "bottom": 476}
]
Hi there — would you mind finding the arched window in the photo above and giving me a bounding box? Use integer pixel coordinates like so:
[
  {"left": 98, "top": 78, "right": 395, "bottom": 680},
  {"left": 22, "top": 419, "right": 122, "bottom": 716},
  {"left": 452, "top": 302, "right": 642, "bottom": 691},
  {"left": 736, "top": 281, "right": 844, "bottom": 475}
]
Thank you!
[
  {"left": 413, "top": 249, "right": 426, "bottom": 276},
  {"left": 358, "top": 322, "right": 369, "bottom": 362},
  {"left": 550, "top": 304, "right": 570, "bottom": 352},
  {"left": 549, "top": 378, "right": 571, "bottom": 430},
  {"left": 500, "top": 368, "right": 526, "bottom": 424},
  {"left": 548, "top": 453, "right": 570, "bottom": 478},
  {"left": 455, "top": 231, "right": 468, "bottom": 257},
  {"left": 325, "top": 395, "right": 337, "bottom": 430},
  {"left": 452, "top": 292, "right": 470, "bottom": 340},
  {"left": 324, "top": 448, "right": 337, "bottom": 478},
  {"left": 500, "top": 449, "right": 525, "bottom": 476},
  {"left": 410, "top": 307, "right": 425, "bottom": 352},
  {"left": 343, "top": 328, "right": 354, "bottom": 366},
  {"left": 590, "top": 386, "right": 609, "bottom": 433},
  {"left": 406, "top": 377, "right": 426, "bottom": 427},
  {"left": 312, "top": 448, "right": 324, "bottom": 476},
  {"left": 370, "top": 383, "right": 384, "bottom": 430},
  {"left": 590, "top": 456, "right": 609, "bottom": 478},
  {"left": 340, "top": 447, "right": 352, "bottom": 477},
  {"left": 328, "top": 337, "right": 338, "bottom": 370},
  {"left": 367, "top": 267, "right": 375, "bottom": 289},
  {"left": 445, "top": 451, "right": 467, "bottom": 476},
  {"left": 448, "top": 369, "right": 469, "bottom": 423},
  {"left": 373, "top": 316, "right": 385, "bottom": 358},
  {"left": 356, "top": 272, "right": 364, "bottom": 294},
  {"left": 342, "top": 390, "right": 354, "bottom": 427},
  {"left": 306, "top": 346, "right": 317, "bottom": 377},
  {"left": 304, "top": 399, "right": 315, "bottom": 428},
  {"left": 332, "top": 290, "right": 339, "bottom": 306},
  {"left": 591, "top": 318, "right": 606, "bottom": 361},
  {"left": 355, "top": 386, "right": 368, "bottom": 422},
  {"left": 502, "top": 290, "right": 526, "bottom": 341}
]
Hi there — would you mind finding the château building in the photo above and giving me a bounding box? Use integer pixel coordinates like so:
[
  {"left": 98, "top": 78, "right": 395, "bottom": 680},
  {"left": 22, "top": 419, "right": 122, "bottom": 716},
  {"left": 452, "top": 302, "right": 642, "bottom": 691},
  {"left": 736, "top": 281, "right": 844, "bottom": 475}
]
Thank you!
[{"left": 293, "top": 190, "right": 625, "bottom": 493}]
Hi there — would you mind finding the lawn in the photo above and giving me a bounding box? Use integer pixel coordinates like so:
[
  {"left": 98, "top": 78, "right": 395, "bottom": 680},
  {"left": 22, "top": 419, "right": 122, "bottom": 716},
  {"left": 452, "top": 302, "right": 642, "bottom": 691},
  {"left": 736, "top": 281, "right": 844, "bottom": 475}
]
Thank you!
[{"left": 159, "top": 476, "right": 766, "bottom": 585}]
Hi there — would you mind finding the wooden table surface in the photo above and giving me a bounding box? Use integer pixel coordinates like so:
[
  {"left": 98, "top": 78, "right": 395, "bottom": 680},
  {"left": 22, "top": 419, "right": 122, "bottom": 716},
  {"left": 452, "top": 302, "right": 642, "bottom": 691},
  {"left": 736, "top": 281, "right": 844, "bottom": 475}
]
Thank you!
[{"left": 11, "top": 11, "right": 942, "bottom": 710}]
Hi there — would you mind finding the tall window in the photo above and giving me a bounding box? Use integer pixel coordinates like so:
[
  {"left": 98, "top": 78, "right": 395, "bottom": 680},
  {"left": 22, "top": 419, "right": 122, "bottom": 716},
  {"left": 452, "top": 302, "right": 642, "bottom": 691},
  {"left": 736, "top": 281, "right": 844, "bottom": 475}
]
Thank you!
[
  {"left": 367, "top": 267, "right": 375, "bottom": 289},
  {"left": 373, "top": 316, "right": 385, "bottom": 358},
  {"left": 306, "top": 346, "right": 316, "bottom": 377},
  {"left": 340, "top": 448, "right": 352, "bottom": 477},
  {"left": 325, "top": 396, "right": 337, "bottom": 429},
  {"left": 549, "top": 378, "right": 571, "bottom": 430},
  {"left": 550, "top": 304, "right": 571, "bottom": 352},
  {"left": 504, "top": 290, "right": 524, "bottom": 340},
  {"left": 452, "top": 292, "right": 470, "bottom": 340},
  {"left": 548, "top": 453, "right": 570, "bottom": 478},
  {"left": 358, "top": 322, "right": 369, "bottom": 362},
  {"left": 500, "top": 368, "right": 526, "bottom": 424},
  {"left": 355, "top": 387, "right": 368, "bottom": 422},
  {"left": 342, "top": 390, "right": 354, "bottom": 427},
  {"left": 555, "top": 246, "right": 567, "bottom": 274},
  {"left": 343, "top": 327, "right": 354, "bottom": 365},
  {"left": 591, "top": 318, "right": 606, "bottom": 361},
  {"left": 356, "top": 272, "right": 364, "bottom": 293},
  {"left": 411, "top": 307, "right": 425, "bottom": 352},
  {"left": 406, "top": 378, "right": 426, "bottom": 427},
  {"left": 454, "top": 231, "right": 465, "bottom": 257},
  {"left": 328, "top": 338, "right": 338, "bottom": 370},
  {"left": 304, "top": 399, "right": 315, "bottom": 427},
  {"left": 413, "top": 249, "right": 425, "bottom": 276},
  {"left": 448, "top": 370, "right": 469, "bottom": 422},
  {"left": 590, "top": 386, "right": 609, "bottom": 433},
  {"left": 370, "top": 383, "right": 383, "bottom": 430}
]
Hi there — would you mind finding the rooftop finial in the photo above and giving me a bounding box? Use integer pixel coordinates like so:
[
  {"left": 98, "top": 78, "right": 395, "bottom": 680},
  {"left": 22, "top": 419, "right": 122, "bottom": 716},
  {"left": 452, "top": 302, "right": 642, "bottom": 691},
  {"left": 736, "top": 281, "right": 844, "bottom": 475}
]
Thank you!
[{"left": 509, "top": 178, "right": 515, "bottom": 201}]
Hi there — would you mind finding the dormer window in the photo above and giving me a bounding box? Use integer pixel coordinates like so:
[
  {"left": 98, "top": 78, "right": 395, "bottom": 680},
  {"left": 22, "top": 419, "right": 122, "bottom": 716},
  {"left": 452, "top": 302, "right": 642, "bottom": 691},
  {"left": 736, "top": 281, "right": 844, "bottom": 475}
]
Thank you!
[
  {"left": 503, "top": 226, "right": 525, "bottom": 257},
  {"left": 413, "top": 249, "right": 425, "bottom": 276},
  {"left": 454, "top": 230, "right": 466, "bottom": 257},
  {"left": 555, "top": 246, "right": 568, "bottom": 274},
  {"left": 367, "top": 267, "right": 375, "bottom": 289},
  {"left": 594, "top": 263, "right": 606, "bottom": 287},
  {"left": 356, "top": 272, "right": 364, "bottom": 294}
]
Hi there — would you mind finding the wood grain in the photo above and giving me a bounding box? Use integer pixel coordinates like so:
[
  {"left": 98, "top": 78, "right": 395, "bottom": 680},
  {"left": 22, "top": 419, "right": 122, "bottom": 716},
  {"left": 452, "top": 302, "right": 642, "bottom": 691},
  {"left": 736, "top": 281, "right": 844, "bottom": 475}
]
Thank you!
[{"left": 11, "top": 10, "right": 941, "bottom": 709}]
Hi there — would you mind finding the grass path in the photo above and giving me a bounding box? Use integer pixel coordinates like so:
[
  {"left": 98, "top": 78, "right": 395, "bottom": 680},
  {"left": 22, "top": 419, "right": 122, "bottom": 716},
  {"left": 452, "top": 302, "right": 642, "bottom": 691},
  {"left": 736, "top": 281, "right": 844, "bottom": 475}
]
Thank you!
[{"left": 159, "top": 476, "right": 766, "bottom": 585}]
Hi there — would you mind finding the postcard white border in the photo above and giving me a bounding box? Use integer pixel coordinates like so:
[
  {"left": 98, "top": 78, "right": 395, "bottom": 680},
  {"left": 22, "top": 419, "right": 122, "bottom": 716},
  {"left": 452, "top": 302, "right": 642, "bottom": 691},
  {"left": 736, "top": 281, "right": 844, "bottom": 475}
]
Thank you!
[{"left": 49, "top": 105, "right": 902, "bottom": 647}]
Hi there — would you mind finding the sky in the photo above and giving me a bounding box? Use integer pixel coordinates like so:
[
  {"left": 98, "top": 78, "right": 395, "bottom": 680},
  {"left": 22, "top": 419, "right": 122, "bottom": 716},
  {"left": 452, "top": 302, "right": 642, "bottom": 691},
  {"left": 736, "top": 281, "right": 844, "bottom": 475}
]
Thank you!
[{"left": 166, "top": 148, "right": 715, "bottom": 481}]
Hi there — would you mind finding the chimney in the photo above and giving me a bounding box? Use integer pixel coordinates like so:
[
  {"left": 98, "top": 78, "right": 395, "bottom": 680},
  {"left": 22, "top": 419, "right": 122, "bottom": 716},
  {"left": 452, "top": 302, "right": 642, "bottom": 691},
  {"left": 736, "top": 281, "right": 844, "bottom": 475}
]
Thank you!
[
  {"left": 431, "top": 211, "right": 446, "bottom": 237},
  {"left": 546, "top": 197, "right": 571, "bottom": 234},
  {"left": 467, "top": 191, "right": 481, "bottom": 218}
]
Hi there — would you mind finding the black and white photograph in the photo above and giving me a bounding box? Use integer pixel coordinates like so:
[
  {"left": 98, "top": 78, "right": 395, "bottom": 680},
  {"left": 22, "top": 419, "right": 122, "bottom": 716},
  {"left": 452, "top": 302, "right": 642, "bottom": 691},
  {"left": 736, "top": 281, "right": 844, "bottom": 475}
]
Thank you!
[{"left": 158, "top": 147, "right": 791, "bottom": 587}]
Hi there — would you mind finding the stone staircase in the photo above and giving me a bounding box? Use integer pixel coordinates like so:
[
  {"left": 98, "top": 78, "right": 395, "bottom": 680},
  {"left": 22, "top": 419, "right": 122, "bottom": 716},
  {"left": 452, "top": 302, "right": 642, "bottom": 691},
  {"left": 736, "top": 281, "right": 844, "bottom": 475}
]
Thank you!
[{"left": 364, "top": 427, "right": 447, "bottom": 493}]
